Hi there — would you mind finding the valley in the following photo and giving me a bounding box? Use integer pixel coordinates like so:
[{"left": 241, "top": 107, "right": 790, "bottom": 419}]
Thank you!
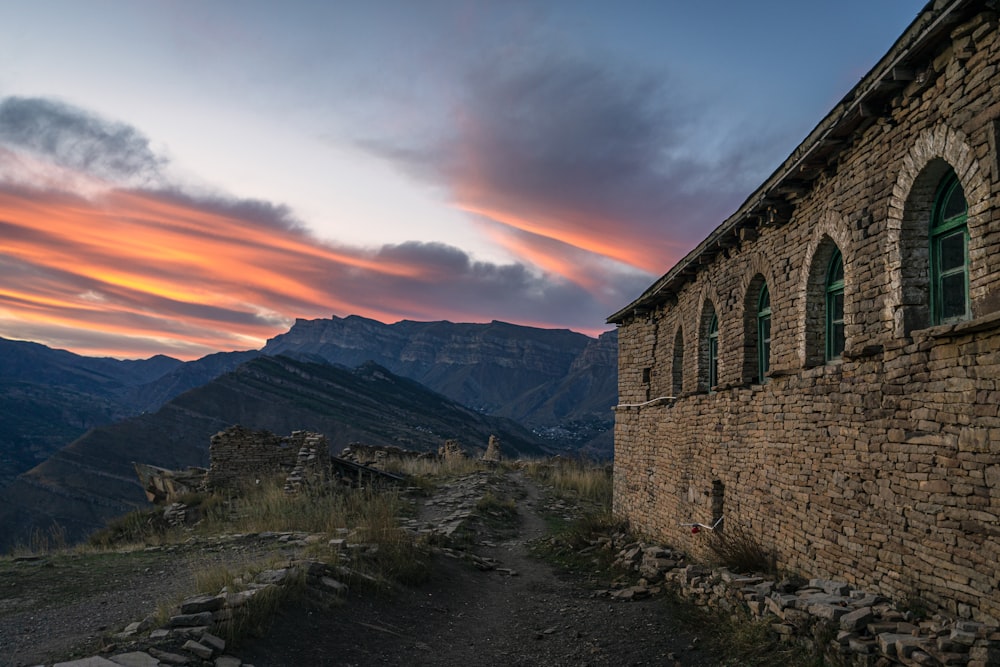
[{"left": 0, "top": 317, "right": 616, "bottom": 552}]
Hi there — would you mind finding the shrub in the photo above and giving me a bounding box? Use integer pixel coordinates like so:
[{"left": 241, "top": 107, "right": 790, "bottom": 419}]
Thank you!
[{"left": 704, "top": 523, "right": 776, "bottom": 575}]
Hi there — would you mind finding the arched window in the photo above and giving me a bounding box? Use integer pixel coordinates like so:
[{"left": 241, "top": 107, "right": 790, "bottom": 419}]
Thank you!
[
  {"left": 708, "top": 314, "right": 719, "bottom": 390},
  {"left": 698, "top": 300, "right": 718, "bottom": 392},
  {"left": 825, "top": 249, "right": 845, "bottom": 361},
  {"left": 671, "top": 328, "right": 684, "bottom": 396},
  {"left": 757, "top": 284, "right": 771, "bottom": 383},
  {"left": 930, "top": 171, "right": 969, "bottom": 324}
]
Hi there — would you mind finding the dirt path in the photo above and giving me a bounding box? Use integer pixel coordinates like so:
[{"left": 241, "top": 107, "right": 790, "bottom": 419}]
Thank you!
[{"left": 239, "top": 471, "right": 720, "bottom": 666}]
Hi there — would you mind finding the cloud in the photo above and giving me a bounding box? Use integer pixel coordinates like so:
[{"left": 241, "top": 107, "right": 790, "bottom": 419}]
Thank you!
[
  {"left": 0, "top": 93, "right": 658, "bottom": 359},
  {"left": 0, "top": 96, "right": 164, "bottom": 186},
  {"left": 362, "top": 50, "right": 783, "bottom": 276},
  {"left": 0, "top": 177, "right": 625, "bottom": 358}
]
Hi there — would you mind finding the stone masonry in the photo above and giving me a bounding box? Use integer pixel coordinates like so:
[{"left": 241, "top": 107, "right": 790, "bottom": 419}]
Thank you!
[
  {"left": 609, "top": 2, "right": 1000, "bottom": 624},
  {"left": 207, "top": 426, "right": 326, "bottom": 490}
]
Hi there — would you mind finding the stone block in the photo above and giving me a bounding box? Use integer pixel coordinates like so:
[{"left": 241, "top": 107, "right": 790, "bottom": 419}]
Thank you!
[
  {"left": 200, "top": 632, "right": 226, "bottom": 653},
  {"left": 840, "top": 606, "right": 874, "bottom": 632},
  {"left": 168, "top": 612, "right": 214, "bottom": 627},
  {"left": 108, "top": 653, "right": 160, "bottom": 667},
  {"left": 180, "top": 594, "right": 226, "bottom": 614},
  {"left": 182, "top": 640, "right": 214, "bottom": 660},
  {"left": 146, "top": 648, "right": 190, "bottom": 665},
  {"left": 808, "top": 604, "right": 849, "bottom": 621},
  {"left": 877, "top": 633, "right": 917, "bottom": 657}
]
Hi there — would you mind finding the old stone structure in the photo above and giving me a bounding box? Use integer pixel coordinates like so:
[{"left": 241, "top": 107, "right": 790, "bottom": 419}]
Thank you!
[
  {"left": 609, "top": 1, "right": 1000, "bottom": 624},
  {"left": 207, "top": 426, "right": 327, "bottom": 490},
  {"left": 482, "top": 435, "right": 503, "bottom": 463}
]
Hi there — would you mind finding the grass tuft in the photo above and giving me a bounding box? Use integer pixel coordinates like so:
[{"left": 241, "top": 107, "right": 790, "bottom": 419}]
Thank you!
[
  {"left": 705, "top": 523, "right": 777, "bottom": 575},
  {"left": 523, "top": 458, "right": 612, "bottom": 506}
]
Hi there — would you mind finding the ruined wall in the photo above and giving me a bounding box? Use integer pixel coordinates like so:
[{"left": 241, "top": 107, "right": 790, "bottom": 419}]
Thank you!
[
  {"left": 614, "top": 7, "right": 1000, "bottom": 623},
  {"left": 207, "top": 426, "right": 321, "bottom": 489}
]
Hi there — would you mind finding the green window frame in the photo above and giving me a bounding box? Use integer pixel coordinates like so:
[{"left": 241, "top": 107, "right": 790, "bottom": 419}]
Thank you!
[
  {"left": 708, "top": 313, "right": 719, "bottom": 390},
  {"left": 825, "top": 249, "right": 845, "bottom": 361},
  {"left": 757, "top": 284, "right": 771, "bottom": 383},
  {"left": 930, "top": 172, "right": 969, "bottom": 324}
]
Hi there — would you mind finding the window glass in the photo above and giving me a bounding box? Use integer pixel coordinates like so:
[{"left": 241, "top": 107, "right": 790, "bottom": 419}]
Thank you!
[
  {"left": 757, "top": 284, "right": 771, "bottom": 381},
  {"left": 941, "top": 273, "right": 967, "bottom": 320},
  {"left": 708, "top": 313, "right": 718, "bottom": 389},
  {"left": 930, "top": 171, "right": 969, "bottom": 324},
  {"left": 939, "top": 230, "right": 965, "bottom": 271},
  {"left": 942, "top": 180, "right": 967, "bottom": 220},
  {"left": 826, "top": 249, "right": 845, "bottom": 361}
]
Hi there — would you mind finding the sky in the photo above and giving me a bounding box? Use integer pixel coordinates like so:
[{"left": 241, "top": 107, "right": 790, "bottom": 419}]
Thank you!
[{"left": 0, "top": 0, "right": 927, "bottom": 360}]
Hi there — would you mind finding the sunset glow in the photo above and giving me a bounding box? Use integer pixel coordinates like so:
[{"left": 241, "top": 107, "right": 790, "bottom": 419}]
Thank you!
[
  {"left": 0, "top": 184, "right": 438, "bottom": 357},
  {"left": 0, "top": 1, "right": 925, "bottom": 359}
]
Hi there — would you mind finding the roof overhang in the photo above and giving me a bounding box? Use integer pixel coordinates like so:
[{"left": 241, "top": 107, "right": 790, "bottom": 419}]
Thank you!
[{"left": 609, "top": 0, "right": 975, "bottom": 324}]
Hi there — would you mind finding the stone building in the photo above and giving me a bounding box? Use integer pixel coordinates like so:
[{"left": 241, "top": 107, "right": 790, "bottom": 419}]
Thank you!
[{"left": 609, "top": 1, "right": 1000, "bottom": 623}]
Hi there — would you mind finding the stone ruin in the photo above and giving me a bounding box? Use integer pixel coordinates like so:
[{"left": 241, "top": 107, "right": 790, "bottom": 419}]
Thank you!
[
  {"left": 481, "top": 434, "right": 502, "bottom": 463},
  {"left": 206, "top": 425, "right": 327, "bottom": 491},
  {"left": 134, "top": 462, "right": 207, "bottom": 504},
  {"left": 438, "top": 438, "right": 466, "bottom": 460}
]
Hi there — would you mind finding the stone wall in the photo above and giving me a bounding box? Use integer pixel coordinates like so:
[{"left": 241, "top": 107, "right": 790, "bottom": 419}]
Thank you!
[
  {"left": 207, "top": 426, "right": 321, "bottom": 490},
  {"left": 612, "top": 4, "right": 1000, "bottom": 624}
]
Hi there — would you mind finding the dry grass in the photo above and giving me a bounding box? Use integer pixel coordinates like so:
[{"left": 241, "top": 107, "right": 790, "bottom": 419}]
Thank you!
[
  {"left": 523, "top": 458, "right": 612, "bottom": 506},
  {"left": 185, "top": 559, "right": 306, "bottom": 646},
  {"left": 704, "top": 523, "right": 777, "bottom": 575},
  {"left": 7, "top": 523, "right": 70, "bottom": 558},
  {"left": 194, "top": 475, "right": 410, "bottom": 536},
  {"left": 382, "top": 455, "right": 484, "bottom": 480}
]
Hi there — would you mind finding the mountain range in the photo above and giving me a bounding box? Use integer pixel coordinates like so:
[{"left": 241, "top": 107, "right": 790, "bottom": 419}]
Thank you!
[{"left": 0, "top": 316, "right": 617, "bottom": 551}]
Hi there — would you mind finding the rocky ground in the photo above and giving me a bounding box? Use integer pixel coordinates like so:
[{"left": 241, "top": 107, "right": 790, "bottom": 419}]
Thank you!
[
  {"left": 239, "top": 470, "right": 719, "bottom": 666},
  {"left": 0, "top": 468, "right": 724, "bottom": 667}
]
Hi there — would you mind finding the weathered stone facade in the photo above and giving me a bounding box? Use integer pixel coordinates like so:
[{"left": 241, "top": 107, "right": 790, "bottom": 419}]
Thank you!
[
  {"left": 207, "top": 426, "right": 324, "bottom": 490},
  {"left": 609, "top": 2, "right": 1000, "bottom": 624}
]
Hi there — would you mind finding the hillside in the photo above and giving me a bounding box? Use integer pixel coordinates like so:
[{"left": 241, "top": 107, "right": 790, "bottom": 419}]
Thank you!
[
  {"left": 0, "top": 338, "right": 183, "bottom": 490},
  {"left": 1, "top": 319, "right": 617, "bottom": 494},
  {"left": 0, "top": 355, "right": 547, "bottom": 552}
]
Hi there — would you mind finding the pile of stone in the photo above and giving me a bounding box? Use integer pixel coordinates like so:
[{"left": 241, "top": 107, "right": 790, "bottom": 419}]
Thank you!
[
  {"left": 673, "top": 567, "right": 1000, "bottom": 667},
  {"left": 54, "top": 541, "right": 380, "bottom": 667},
  {"left": 595, "top": 536, "right": 1000, "bottom": 667}
]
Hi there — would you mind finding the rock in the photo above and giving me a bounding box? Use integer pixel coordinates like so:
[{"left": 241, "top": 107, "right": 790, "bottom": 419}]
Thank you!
[
  {"left": 877, "top": 633, "right": 926, "bottom": 658},
  {"left": 147, "top": 648, "right": 191, "bottom": 665},
  {"left": 53, "top": 659, "right": 120, "bottom": 667},
  {"left": 182, "top": 640, "right": 214, "bottom": 660},
  {"left": 181, "top": 594, "right": 226, "bottom": 614},
  {"left": 168, "top": 612, "right": 214, "bottom": 627},
  {"left": 840, "top": 606, "right": 874, "bottom": 632},
  {"left": 808, "top": 603, "right": 849, "bottom": 621},
  {"left": 256, "top": 568, "right": 289, "bottom": 585},
  {"left": 108, "top": 653, "right": 160, "bottom": 667},
  {"left": 214, "top": 656, "right": 242, "bottom": 667},
  {"left": 321, "top": 576, "right": 349, "bottom": 595},
  {"left": 201, "top": 632, "right": 226, "bottom": 653}
]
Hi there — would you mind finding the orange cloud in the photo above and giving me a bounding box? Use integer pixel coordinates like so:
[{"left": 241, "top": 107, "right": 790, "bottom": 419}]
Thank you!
[{"left": 0, "top": 186, "right": 427, "bottom": 358}]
